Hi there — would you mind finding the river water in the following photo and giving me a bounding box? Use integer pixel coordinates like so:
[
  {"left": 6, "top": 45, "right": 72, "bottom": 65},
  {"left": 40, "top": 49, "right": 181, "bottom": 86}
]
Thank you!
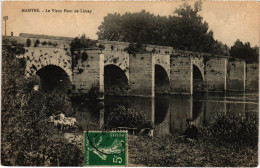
[{"left": 72, "top": 91, "right": 258, "bottom": 136}]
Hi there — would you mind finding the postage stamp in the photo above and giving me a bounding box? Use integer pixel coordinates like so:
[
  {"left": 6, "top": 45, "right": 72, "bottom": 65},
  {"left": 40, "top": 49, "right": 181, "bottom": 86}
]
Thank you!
[{"left": 84, "top": 131, "right": 128, "bottom": 166}]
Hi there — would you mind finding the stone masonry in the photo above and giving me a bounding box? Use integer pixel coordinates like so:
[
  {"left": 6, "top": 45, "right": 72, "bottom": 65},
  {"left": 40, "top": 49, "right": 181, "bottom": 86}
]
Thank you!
[{"left": 5, "top": 33, "right": 258, "bottom": 97}]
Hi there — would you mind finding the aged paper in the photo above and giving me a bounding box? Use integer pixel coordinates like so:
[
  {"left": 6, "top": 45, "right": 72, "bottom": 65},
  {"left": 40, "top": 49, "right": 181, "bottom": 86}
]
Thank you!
[{"left": 1, "top": 1, "right": 259, "bottom": 167}]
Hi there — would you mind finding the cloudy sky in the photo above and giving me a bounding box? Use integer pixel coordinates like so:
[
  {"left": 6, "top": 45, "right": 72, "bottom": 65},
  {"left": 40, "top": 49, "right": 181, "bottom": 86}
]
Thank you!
[{"left": 2, "top": 1, "right": 259, "bottom": 47}]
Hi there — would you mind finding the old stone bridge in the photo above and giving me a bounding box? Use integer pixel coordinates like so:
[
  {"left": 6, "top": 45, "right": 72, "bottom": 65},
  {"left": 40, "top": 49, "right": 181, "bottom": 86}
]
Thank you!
[{"left": 7, "top": 33, "right": 258, "bottom": 97}]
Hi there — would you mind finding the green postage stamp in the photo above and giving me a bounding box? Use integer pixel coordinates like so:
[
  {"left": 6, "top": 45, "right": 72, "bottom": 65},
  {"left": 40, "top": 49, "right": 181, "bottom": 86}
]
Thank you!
[{"left": 84, "top": 131, "right": 128, "bottom": 166}]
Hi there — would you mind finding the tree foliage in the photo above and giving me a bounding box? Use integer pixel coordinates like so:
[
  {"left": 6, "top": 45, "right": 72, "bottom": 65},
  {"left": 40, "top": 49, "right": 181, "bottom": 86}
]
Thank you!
[
  {"left": 34, "top": 39, "right": 40, "bottom": 47},
  {"left": 26, "top": 38, "right": 31, "bottom": 47},
  {"left": 1, "top": 42, "right": 83, "bottom": 166},
  {"left": 230, "top": 39, "right": 259, "bottom": 63},
  {"left": 97, "top": 1, "right": 229, "bottom": 55},
  {"left": 104, "top": 105, "right": 154, "bottom": 131},
  {"left": 70, "top": 34, "right": 104, "bottom": 54}
]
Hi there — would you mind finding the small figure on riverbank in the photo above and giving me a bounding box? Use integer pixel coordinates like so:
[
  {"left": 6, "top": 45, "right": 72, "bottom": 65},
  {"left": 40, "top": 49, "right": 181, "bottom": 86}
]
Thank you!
[{"left": 177, "top": 118, "right": 198, "bottom": 143}]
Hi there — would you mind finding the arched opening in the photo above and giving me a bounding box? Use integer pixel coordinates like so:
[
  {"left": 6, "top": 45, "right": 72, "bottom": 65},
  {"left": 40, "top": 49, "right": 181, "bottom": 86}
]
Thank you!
[
  {"left": 104, "top": 65, "right": 129, "bottom": 96},
  {"left": 155, "top": 65, "right": 170, "bottom": 93},
  {"left": 36, "top": 65, "right": 71, "bottom": 92},
  {"left": 193, "top": 65, "right": 204, "bottom": 93}
]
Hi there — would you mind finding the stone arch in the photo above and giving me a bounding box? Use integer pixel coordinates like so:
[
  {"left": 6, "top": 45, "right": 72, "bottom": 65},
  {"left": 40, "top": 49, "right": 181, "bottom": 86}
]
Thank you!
[
  {"left": 104, "top": 64, "right": 129, "bottom": 96},
  {"left": 104, "top": 54, "right": 129, "bottom": 80},
  {"left": 24, "top": 47, "right": 72, "bottom": 81},
  {"left": 36, "top": 65, "right": 72, "bottom": 91},
  {"left": 191, "top": 56, "right": 205, "bottom": 81},
  {"left": 155, "top": 64, "right": 170, "bottom": 93},
  {"left": 155, "top": 54, "right": 170, "bottom": 78}
]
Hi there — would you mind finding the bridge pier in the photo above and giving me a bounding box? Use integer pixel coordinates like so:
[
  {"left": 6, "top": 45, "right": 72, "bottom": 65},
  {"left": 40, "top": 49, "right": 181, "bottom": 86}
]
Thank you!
[
  {"left": 128, "top": 53, "right": 155, "bottom": 97},
  {"left": 227, "top": 59, "right": 246, "bottom": 91},
  {"left": 246, "top": 64, "right": 259, "bottom": 91},
  {"left": 72, "top": 49, "right": 104, "bottom": 96},
  {"left": 169, "top": 56, "right": 192, "bottom": 94},
  {"left": 205, "top": 57, "right": 228, "bottom": 92}
]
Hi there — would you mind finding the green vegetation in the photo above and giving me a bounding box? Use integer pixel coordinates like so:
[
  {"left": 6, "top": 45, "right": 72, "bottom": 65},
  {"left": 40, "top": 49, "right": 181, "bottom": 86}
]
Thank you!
[
  {"left": 85, "top": 85, "right": 104, "bottom": 100},
  {"left": 42, "top": 41, "right": 48, "bottom": 46},
  {"left": 97, "top": 2, "right": 229, "bottom": 56},
  {"left": 200, "top": 113, "right": 258, "bottom": 147},
  {"left": 26, "top": 38, "right": 31, "bottom": 47},
  {"left": 230, "top": 39, "right": 259, "bottom": 63},
  {"left": 128, "top": 113, "right": 258, "bottom": 167},
  {"left": 104, "top": 105, "right": 154, "bottom": 131},
  {"left": 34, "top": 39, "right": 40, "bottom": 47},
  {"left": 70, "top": 34, "right": 104, "bottom": 54},
  {"left": 1, "top": 42, "right": 83, "bottom": 166},
  {"left": 97, "top": 1, "right": 259, "bottom": 63},
  {"left": 124, "top": 42, "right": 147, "bottom": 55}
]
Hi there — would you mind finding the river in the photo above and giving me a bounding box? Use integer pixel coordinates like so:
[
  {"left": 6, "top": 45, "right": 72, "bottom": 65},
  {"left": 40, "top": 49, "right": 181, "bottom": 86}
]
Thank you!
[{"left": 72, "top": 91, "right": 258, "bottom": 136}]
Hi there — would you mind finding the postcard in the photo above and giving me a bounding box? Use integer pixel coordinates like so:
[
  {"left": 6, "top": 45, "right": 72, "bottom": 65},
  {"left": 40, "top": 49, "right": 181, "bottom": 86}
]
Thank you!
[{"left": 1, "top": 1, "right": 259, "bottom": 166}]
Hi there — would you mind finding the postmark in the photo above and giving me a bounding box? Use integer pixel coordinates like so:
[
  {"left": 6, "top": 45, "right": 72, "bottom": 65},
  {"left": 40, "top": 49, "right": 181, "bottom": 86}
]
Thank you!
[{"left": 84, "top": 131, "right": 128, "bottom": 166}]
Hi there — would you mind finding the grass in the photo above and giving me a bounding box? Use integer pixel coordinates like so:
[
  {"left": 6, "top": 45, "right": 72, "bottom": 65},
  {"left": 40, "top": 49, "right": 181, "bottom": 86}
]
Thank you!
[
  {"left": 127, "top": 113, "right": 258, "bottom": 167},
  {"left": 128, "top": 132, "right": 258, "bottom": 167}
]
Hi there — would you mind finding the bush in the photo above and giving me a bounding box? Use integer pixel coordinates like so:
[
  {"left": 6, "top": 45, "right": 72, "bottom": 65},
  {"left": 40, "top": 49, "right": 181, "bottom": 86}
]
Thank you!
[
  {"left": 200, "top": 113, "right": 258, "bottom": 146},
  {"left": 70, "top": 34, "right": 97, "bottom": 54},
  {"left": 85, "top": 85, "right": 104, "bottom": 100},
  {"left": 34, "top": 39, "right": 40, "bottom": 47},
  {"left": 98, "top": 44, "right": 105, "bottom": 50},
  {"left": 42, "top": 41, "right": 47, "bottom": 46},
  {"left": 26, "top": 38, "right": 31, "bottom": 47},
  {"left": 1, "top": 43, "right": 82, "bottom": 166},
  {"left": 48, "top": 41, "right": 53, "bottom": 46},
  {"left": 104, "top": 105, "right": 154, "bottom": 131},
  {"left": 124, "top": 42, "right": 147, "bottom": 55}
]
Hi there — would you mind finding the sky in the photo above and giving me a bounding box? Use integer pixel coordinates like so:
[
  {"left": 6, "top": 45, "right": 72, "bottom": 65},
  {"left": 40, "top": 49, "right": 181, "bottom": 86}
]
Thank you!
[{"left": 2, "top": 1, "right": 260, "bottom": 47}]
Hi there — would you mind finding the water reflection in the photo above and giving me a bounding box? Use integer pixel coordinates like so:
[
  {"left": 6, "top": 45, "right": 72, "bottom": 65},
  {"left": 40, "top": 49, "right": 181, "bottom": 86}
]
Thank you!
[{"left": 72, "top": 92, "right": 258, "bottom": 137}]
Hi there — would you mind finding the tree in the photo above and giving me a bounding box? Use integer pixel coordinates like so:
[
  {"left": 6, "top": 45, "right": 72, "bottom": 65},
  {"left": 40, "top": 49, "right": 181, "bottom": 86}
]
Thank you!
[
  {"left": 97, "top": 10, "right": 159, "bottom": 45},
  {"left": 1, "top": 41, "right": 83, "bottom": 166},
  {"left": 34, "top": 39, "right": 40, "bottom": 47},
  {"left": 211, "top": 40, "right": 230, "bottom": 56},
  {"left": 230, "top": 39, "right": 258, "bottom": 63},
  {"left": 26, "top": 38, "right": 31, "bottom": 47},
  {"left": 97, "top": 13, "right": 123, "bottom": 41},
  {"left": 70, "top": 34, "right": 98, "bottom": 54},
  {"left": 96, "top": 1, "right": 228, "bottom": 54},
  {"left": 168, "top": 1, "right": 216, "bottom": 52}
]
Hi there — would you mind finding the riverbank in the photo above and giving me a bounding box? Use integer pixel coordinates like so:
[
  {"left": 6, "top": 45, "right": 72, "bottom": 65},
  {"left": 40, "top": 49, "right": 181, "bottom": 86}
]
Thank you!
[
  {"left": 63, "top": 124, "right": 257, "bottom": 167},
  {"left": 128, "top": 134, "right": 257, "bottom": 167},
  {"left": 127, "top": 113, "right": 258, "bottom": 167}
]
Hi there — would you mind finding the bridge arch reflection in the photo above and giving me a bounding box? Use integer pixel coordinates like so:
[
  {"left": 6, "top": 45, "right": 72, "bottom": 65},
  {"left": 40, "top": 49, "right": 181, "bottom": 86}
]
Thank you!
[{"left": 193, "top": 64, "right": 204, "bottom": 93}]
